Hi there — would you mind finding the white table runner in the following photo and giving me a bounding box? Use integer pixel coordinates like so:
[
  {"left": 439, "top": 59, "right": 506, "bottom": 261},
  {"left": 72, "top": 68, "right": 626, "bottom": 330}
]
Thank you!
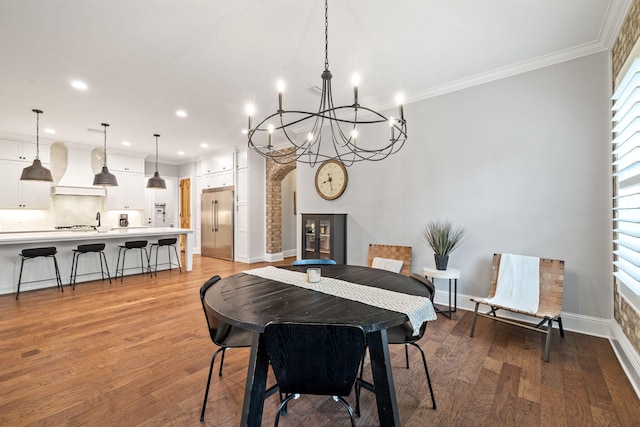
[{"left": 243, "top": 266, "right": 436, "bottom": 336}]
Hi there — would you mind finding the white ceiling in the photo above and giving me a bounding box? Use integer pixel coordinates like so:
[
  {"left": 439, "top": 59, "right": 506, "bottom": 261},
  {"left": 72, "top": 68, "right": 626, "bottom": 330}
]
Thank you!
[{"left": 0, "top": 0, "right": 630, "bottom": 165}]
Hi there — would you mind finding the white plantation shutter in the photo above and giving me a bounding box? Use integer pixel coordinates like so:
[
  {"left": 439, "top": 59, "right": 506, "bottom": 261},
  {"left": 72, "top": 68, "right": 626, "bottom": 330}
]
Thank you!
[{"left": 612, "top": 58, "right": 640, "bottom": 303}]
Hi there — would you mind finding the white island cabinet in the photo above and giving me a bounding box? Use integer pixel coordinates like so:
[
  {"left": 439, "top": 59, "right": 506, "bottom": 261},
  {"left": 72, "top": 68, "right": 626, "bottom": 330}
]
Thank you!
[
  {"left": 0, "top": 140, "right": 51, "bottom": 209},
  {"left": 0, "top": 227, "right": 193, "bottom": 296}
]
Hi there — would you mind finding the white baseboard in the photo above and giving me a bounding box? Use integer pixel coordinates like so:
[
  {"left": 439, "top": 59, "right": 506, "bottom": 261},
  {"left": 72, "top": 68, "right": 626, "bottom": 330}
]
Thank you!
[
  {"left": 439, "top": 290, "right": 611, "bottom": 337},
  {"left": 282, "top": 249, "right": 297, "bottom": 258},
  {"left": 263, "top": 252, "right": 284, "bottom": 262},
  {"left": 610, "top": 321, "right": 640, "bottom": 399}
]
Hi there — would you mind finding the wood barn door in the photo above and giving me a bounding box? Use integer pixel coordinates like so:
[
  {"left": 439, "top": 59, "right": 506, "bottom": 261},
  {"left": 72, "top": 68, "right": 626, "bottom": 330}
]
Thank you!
[{"left": 179, "top": 178, "right": 191, "bottom": 251}]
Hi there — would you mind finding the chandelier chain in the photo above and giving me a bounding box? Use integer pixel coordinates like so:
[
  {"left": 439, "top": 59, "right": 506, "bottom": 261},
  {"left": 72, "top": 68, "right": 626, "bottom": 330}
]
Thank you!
[
  {"left": 35, "top": 110, "right": 40, "bottom": 159},
  {"left": 324, "top": 0, "right": 329, "bottom": 71},
  {"left": 102, "top": 123, "right": 108, "bottom": 167}
]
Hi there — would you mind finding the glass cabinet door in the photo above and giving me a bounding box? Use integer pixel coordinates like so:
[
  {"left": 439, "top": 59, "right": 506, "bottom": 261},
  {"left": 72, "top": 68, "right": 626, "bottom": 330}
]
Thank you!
[
  {"left": 318, "top": 219, "right": 331, "bottom": 258},
  {"left": 304, "top": 218, "right": 316, "bottom": 257},
  {"left": 301, "top": 214, "right": 346, "bottom": 264}
]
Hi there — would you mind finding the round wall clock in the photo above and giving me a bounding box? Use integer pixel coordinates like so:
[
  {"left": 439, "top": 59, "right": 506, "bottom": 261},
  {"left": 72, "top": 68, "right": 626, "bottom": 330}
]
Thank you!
[{"left": 315, "top": 159, "right": 348, "bottom": 200}]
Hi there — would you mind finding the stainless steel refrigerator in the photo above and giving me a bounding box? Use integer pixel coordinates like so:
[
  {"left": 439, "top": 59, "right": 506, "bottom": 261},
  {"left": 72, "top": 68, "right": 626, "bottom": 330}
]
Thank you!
[{"left": 201, "top": 187, "right": 234, "bottom": 260}]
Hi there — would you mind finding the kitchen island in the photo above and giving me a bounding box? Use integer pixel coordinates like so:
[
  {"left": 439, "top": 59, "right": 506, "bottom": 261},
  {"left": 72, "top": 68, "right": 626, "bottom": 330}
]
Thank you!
[{"left": 0, "top": 227, "right": 194, "bottom": 296}]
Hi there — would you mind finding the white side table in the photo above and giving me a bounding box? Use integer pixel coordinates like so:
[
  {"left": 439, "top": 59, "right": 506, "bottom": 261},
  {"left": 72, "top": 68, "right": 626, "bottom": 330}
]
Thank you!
[{"left": 423, "top": 267, "right": 460, "bottom": 319}]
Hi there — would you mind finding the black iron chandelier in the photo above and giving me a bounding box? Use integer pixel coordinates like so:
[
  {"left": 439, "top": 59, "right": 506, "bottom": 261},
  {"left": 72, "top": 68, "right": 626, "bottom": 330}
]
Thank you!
[{"left": 245, "top": 0, "right": 407, "bottom": 167}]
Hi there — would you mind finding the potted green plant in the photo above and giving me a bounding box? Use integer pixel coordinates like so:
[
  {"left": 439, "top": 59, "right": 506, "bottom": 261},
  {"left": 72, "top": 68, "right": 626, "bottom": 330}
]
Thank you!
[{"left": 422, "top": 220, "right": 467, "bottom": 270}]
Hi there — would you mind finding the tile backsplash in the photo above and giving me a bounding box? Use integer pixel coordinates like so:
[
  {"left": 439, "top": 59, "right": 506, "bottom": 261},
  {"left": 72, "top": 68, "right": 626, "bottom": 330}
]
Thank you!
[
  {"left": 0, "top": 195, "right": 143, "bottom": 231},
  {"left": 53, "top": 194, "right": 105, "bottom": 226}
]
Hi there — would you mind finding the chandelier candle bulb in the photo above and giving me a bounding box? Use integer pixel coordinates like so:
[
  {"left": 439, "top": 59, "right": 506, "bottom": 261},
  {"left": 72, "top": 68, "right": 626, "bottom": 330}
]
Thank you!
[
  {"left": 351, "top": 74, "right": 360, "bottom": 106},
  {"left": 268, "top": 124, "right": 274, "bottom": 148},
  {"left": 396, "top": 93, "right": 405, "bottom": 120},
  {"left": 277, "top": 80, "right": 285, "bottom": 112},
  {"left": 389, "top": 117, "right": 395, "bottom": 140},
  {"left": 246, "top": 104, "right": 255, "bottom": 130}
]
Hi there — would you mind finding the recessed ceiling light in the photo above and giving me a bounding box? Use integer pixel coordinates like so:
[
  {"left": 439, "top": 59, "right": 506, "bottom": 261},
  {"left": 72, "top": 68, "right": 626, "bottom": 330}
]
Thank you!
[
  {"left": 122, "top": 141, "right": 131, "bottom": 146},
  {"left": 200, "top": 143, "right": 208, "bottom": 148},
  {"left": 176, "top": 110, "right": 187, "bottom": 118},
  {"left": 178, "top": 151, "right": 185, "bottom": 155},
  {"left": 44, "top": 128, "right": 56, "bottom": 134},
  {"left": 71, "top": 80, "right": 88, "bottom": 90},
  {"left": 241, "top": 129, "right": 248, "bottom": 135}
]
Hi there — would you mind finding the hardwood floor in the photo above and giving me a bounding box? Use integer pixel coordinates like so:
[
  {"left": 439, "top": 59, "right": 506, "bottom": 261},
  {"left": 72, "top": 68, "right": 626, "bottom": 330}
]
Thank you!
[{"left": 0, "top": 255, "right": 638, "bottom": 426}]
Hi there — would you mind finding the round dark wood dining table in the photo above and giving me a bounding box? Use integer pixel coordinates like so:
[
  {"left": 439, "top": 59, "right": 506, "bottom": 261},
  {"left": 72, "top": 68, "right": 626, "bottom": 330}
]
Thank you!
[{"left": 203, "top": 264, "right": 434, "bottom": 427}]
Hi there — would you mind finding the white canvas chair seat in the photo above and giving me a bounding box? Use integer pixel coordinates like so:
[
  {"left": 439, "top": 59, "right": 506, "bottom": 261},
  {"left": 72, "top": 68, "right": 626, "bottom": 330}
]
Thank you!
[
  {"left": 470, "top": 253, "right": 565, "bottom": 362},
  {"left": 367, "top": 244, "right": 412, "bottom": 276}
]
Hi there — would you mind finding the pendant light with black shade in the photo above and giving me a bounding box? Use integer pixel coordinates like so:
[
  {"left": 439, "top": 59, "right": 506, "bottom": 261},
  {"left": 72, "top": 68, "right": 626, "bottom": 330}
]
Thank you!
[
  {"left": 20, "top": 109, "right": 53, "bottom": 182},
  {"left": 92, "top": 123, "right": 118, "bottom": 186},
  {"left": 146, "top": 133, "right": 167, "bottom": 189}
]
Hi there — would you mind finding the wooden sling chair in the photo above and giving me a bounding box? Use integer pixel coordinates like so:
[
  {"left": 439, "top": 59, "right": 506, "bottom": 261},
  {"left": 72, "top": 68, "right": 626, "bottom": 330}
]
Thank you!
[
  {"left": 367, "top": 244, "right": 412, "bottom": 276},
  {"left": 469, "top": 253, "right": 565, "bottom": 362}
]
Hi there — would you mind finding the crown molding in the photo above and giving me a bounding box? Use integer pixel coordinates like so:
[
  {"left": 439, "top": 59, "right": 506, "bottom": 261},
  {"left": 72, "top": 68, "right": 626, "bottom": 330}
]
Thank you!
[{"left": 365, "top": 0, "right": 634, "bottom": 110}]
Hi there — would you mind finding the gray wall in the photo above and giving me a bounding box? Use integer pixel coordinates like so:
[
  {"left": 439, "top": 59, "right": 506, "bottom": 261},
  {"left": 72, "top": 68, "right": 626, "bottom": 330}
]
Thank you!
[
  {"left": 145, "top": 161, "right": 180, "bottom": 178},
  {"left": 296, "top": 52, "right": 611, "bottom": 320}
]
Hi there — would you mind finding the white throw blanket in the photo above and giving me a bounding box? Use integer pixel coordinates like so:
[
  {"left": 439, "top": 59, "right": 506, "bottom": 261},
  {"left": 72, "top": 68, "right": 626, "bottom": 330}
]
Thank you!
[
  {"left": 371, "top": 257, "right": 404, "bottom": 274},
  {"left": 243, "top": 266, "right": 436, "bottom": 336},
  {"left": 484, "top": 253, "right": 540, "bottom": 314}
]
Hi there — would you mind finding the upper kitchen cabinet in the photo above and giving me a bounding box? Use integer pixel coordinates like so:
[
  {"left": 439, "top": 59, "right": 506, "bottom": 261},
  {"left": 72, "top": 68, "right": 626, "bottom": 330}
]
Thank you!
[
  {"left": 199, "top": 153, "right": 234, "bottom": 176},
  {"left": 108, "top": 154, "right": 144, "bottom": 173},
  {"left": 0, "top": 160, "right": 51, "bottom": 209},
  {"left": 200, "top": 171, "right": 233, "bottom": 189},
  {"left": 0, "top": 139, "right": 51, "bottom": 209},
  {"left": 0, "top": 140, "right": 50, "bottom": 164},
  {"left": 197, "top": 152, "right": 235, "bottom": 190},
  {"left": 106, "top": 173, "right": 145, "bottom": 210},
  {"left": 236, "top": 150, "right": 248, "bottom": 169},
  {"left": 106, "top": 154, "right": 145, "bottom": 210}
]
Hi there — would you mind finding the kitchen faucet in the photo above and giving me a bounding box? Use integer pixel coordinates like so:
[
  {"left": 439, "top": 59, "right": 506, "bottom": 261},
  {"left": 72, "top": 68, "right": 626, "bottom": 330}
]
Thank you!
[{"left": 96, "top": 212, "right": 101, "bottom": 227}]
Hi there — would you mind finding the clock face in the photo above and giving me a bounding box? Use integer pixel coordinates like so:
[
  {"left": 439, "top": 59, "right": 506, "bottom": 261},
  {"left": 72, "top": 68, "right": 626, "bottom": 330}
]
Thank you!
[{"left": 315, "top": 159, "right": 348, "bottom": 200}]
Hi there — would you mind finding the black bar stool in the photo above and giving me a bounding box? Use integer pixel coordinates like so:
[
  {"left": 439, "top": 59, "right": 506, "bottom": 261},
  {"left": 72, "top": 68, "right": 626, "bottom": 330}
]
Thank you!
[
  {"left": 148, "top": 238, "right": 182, "bottom": 276},
  {"left": 70, "top": 243, "right": 111, "bottom": 289},
  {"left": 115, "top": 240, "right": 150, "bottom": 281},
  {"left": 16, "top": 247, "right": 63, "bottom": 299}
]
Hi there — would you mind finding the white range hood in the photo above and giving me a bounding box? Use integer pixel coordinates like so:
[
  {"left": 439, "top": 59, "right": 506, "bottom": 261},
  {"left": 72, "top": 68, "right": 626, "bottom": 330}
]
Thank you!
[{"left": 51, "top": 146, "right": 106, "bottom": 196}]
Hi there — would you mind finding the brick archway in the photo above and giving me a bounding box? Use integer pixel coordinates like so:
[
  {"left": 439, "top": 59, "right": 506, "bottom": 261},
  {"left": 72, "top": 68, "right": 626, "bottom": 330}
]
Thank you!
[{"left": 265, "top": 152, "right": 297, "bottom": 256}]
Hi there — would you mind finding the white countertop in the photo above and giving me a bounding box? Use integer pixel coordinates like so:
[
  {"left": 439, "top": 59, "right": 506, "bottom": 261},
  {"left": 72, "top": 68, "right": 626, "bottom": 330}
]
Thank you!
[{"left": 0, "top": 227, "right": 193, "bottom": 245}]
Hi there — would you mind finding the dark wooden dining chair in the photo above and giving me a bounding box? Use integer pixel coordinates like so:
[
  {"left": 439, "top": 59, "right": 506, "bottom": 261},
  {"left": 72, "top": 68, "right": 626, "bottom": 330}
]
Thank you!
[
  {"left": 358, "top": 244, "right": 438, "bottom": 412},
  {"left": 355, "top": 272, "right": 437, "bottom": 414},
  {"left": 199, "top": 275, "right": 254, "bottom": 422},
  {"left": 264, "top": 322, "right": 366, "bottom": 427}
]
